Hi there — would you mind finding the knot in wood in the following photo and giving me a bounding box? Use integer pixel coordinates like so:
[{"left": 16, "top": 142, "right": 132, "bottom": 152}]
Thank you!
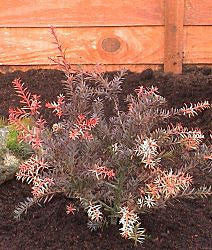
[{"left": 101, "top": 38, "right": 121, "bottom": 53}]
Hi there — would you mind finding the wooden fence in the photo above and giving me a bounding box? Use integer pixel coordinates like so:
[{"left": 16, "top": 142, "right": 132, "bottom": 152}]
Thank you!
[{"left": 0, "top": 0, "right": 211, "bottom": 74}]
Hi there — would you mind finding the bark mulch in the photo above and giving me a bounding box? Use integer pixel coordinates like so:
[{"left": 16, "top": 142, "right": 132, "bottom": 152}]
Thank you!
[{"left": 0, "top": 67, "right": 211, "bottom": 250}]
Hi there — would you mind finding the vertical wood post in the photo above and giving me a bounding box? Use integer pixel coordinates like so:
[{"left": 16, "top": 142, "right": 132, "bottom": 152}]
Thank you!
[{"left": 164, "top": 0, "right": 184, "bottom": 73}]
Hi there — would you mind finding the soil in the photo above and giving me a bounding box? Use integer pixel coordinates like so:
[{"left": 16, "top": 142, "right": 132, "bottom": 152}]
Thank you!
[{"left": 0, "top": 67, "right": 212, "bottom": 250}]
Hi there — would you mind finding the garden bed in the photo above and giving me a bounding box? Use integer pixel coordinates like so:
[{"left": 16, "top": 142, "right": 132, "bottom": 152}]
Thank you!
[{"left": 0, "top": 67, "right": 211, "bottom": 249}]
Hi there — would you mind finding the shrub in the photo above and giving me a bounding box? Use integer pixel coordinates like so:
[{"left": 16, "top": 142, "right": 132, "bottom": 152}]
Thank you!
[{"left": 11, "top": 28, "right": 212, "bottom": 245}]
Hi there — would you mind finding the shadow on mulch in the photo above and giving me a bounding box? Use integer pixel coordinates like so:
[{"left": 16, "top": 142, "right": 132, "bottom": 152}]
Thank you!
[{"left": 0, "top": 66, "right": 211, "bottom": 250}]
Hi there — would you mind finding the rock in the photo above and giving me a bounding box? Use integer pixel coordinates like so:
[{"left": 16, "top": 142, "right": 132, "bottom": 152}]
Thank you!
[
  {"left": 0, "top": 127, "right": 9, "bottom": 148},
  {"left": 0, "top": 153, "right": 20, "bottom": 185},
  {"left": 0, "top": 127, "right": 20, "bottom": 185}
]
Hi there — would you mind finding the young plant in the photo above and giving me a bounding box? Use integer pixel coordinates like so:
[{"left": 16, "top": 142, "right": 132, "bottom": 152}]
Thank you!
[
  {"left": 0, "top": 117, "right": 33, "bottom": 159},
  {"left": 12, "top": 28, "right": 212, "bottom": 245},
  {"left": 0, "top": 117, "right": 33, "bottom": 185},
  {"left": 0, "top": 116, "right": 7, "bottom": 127}
]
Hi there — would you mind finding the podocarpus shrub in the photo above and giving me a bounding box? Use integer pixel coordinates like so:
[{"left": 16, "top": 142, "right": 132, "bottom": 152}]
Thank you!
[{"left": 10, "top": 28, "right": 212, "bottom": 245}]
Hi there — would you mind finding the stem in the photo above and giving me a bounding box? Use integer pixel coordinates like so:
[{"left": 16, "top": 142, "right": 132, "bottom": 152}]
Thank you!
[
  {"left": 98, "top": 200, "right": 113, "bottom": 211},
  {"left": 113, "top": 98, "right": 126, "bottom": 133},
  {"left": 98, "top": 200, "right": 119, "bottom": 225},
  {"left": 110, "top": 168, "right": 126, "bottom": 225}
]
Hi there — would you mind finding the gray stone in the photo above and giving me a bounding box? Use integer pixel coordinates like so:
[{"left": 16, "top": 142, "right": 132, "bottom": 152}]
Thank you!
[{"left": 0, "top": 127, "right": 20, "bottom": 185}]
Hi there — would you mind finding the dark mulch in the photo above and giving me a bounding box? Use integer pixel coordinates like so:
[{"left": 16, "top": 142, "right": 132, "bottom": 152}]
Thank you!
[{"left": 0, "top": 67, "right": 212, "bottom": 250}]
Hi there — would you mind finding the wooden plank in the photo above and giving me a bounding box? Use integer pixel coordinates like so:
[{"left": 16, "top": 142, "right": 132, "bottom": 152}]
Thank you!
[
  {"left": 164, "top": 0, "right": 184, "bottom": 73},
  {"left": 185, "top": 0, "right": 212, "bottom": 25},
  {"left": 0, "top": 65, "right": 162, "bottom": 74},
  {"left": 0, "top": 27, "right": 164, "bottom": 65},
  {"left": 184, "top": 26, "right": 212, "bottom": 64},
  {"left": 0, "top": 0, "right": 164, "bottom": 27},
  {"left": 1, "top": 64, "right": 211, "bottom": 75}
]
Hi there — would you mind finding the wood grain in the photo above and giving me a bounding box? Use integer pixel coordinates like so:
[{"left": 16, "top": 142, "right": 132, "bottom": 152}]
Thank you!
[
  {"left": 164, "top": 0, "right": 184, "bottom": 73},
  {"left": 0, "top": 26, "right": 211, "bottom": 68},
  {"left": 184, "top": 26, "right": 212, "bottom": 63},
  {"left": 0, "top": 27, "right": 164, "bottom": 65},
  {"left": 0, "top": 0, "right": 164, "bottom": 27},
  {"left": 185, "top": 0, "right": 212, "bottom": 25}
]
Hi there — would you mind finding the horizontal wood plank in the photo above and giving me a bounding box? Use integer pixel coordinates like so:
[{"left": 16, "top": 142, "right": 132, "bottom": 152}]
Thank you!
[
  {"left": 185, "top": 0, "right": 212, "bottom": 25},
  {"left": 0, "top": 27, "right": 164, "bottom": 65},
  {"left": 2, "top": 64, "right": 212, "bottom": 75},
  {"left": 0, "top": 65, "right": 162, "bottom": 74},
  {"left": 0, "top": 0, "right": 164, "bottom": 27},
  {"left": 184, "top": 26, "right": 212, "bottom": 63},
  {"left": 0, "top": 26, "right": 212, "bottom": 66}
]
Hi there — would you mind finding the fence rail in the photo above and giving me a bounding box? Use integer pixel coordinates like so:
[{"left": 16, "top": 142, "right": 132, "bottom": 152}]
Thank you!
[{"left": 0, "top": 0, "right": 211, "bottom": 73}]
